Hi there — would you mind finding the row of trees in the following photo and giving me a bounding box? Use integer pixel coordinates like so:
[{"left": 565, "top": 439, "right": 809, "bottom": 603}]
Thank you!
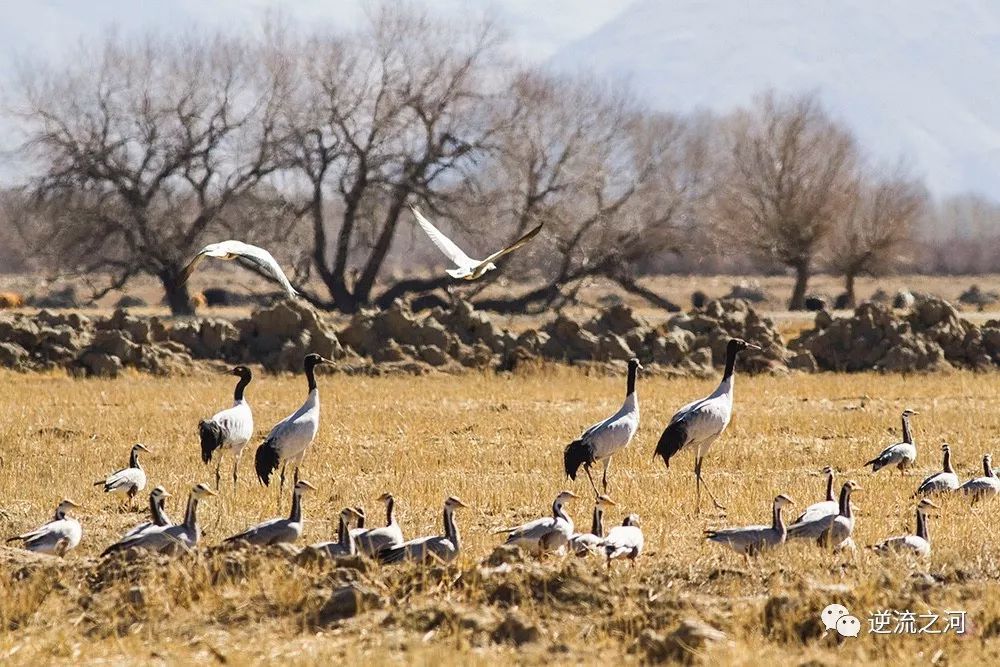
[{"left": 4, "top": 8, "right": 934, "bottom": 313}]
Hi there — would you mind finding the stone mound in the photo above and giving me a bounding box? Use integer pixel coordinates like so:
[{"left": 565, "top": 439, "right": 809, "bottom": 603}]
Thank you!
[{"left": 791, "top": 297, "right": 1000, "bottom": 372}]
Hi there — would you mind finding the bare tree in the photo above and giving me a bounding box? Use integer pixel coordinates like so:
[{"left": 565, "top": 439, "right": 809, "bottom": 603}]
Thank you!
[
  {"left": 13, "top": 31, "right": 288, "bottom": 313},
  {"left": 719, "top": 92, "right": 857, "bottom": 309},
  {"left": 281, "top": 7, "right": 507, "bottom": 312},
  {"left": 827, "top": 172, "right": 927, "bottom": 306},
  {"left": 472, "top": 73, "right": 710, "bottom": 312}
]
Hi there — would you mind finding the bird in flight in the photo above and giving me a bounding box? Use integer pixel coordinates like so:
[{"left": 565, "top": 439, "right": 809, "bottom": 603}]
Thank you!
[
  {"left": 180, "top": 240, "right": 299, "bottom": 298},
  {"left": 409, "top": 205, "right": 543, "bottom": 280}
]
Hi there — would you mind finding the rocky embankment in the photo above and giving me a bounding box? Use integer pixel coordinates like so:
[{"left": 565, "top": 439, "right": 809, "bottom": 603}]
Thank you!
[{"left": 0, "top": 295, "right": 998, "bottom": 376}]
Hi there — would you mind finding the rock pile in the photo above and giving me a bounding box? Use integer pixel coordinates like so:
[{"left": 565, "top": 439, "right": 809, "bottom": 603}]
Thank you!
[{"left": 791, "top": 297, "right": 1000, "bottom": 372}]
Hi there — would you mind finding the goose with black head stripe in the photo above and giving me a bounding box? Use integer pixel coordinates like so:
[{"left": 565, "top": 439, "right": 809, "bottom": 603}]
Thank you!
[
  {"left": 873, "top": 498, "right": 939, "bottom": 557},
  {"left": 787, "top": 480, "right": 861, "bottom": 550},
  {"left": 121, "top": 486, "right": 173, "bottom": 540},
  {"left": 654, "top": 338, "right": 760, "bottom": 512},
  {"left": 495, "top": 491, "right": 580, "bottom": 556},
  {"left": 6, "top": 499, "right": 82, "bottom": 556},
  {"left": 914, "top": 444, "right": 960, "bottom": 496},
  {"left": 354, "top": 492, "right": 405, "bottom": 557},
  {"left": 602, "top": 513, "right": 644, "bottom": 567},
  {"left": 310, "top": 507, "right": 364, "bottom": 557},
  {"left": 564, "top": 358, "right": 641, "bottom": 496},
  {"left": 102, "top": 483, "right": 216, "bottom": 556},
  {"left": 792, "top": 466, "right": 838, "bottom": 525},
  {"left": 959, "top": 454, "right": 1000, "bottom": 502},
  {"left": 865, "top": 409, "right": 919, "bottom": 474},
  {"left": 94, "top": 443, "right": 152, "bottom": 508},
  {"left": 706, "top": 494, "right": 795, "bottom": 558},
  {"left": 378, "top": 496, "right": 469, "bottom": 564},
  {"left": 568, "top": 495, "right": 617, "bottom": 557},
  {"left": 225, "top": 480, "right": 317, "bottom": 546},
  {"left": 199, "top": 366, "right": 254, "bottom": 489},
  {"left": 255, "top": 354, "right": 332, "bottom": 494}
]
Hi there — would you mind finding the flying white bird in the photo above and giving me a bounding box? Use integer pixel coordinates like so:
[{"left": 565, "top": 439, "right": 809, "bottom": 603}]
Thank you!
[
  {"left": 6, "top": 499, "right": 83, "bottom": 556},
  {"left": 409, "top": 205, "right": 543, "bottom": 280},
  {"left": 180, "top": 240, "right": 299, "bottom": 297}
]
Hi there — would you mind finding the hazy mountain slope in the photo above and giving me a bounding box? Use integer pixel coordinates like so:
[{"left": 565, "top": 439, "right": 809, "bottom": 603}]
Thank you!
[{"left": 550, "top": 0, "right": 1000, "bottom": 197}]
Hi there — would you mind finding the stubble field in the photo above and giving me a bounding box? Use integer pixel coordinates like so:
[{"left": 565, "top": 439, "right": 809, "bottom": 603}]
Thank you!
[{"left": 2, "top": 367, "right": 1000, "bottom": 665}]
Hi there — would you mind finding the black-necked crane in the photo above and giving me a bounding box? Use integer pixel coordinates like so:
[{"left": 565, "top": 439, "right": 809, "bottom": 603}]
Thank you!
[
  {"left": 873, "top": 498, "right": 939, "bottom": 558},
  {"left": 354, "top": 492, "right": 404, "bottom": 557},
  {"left": 602, "top": 513, "right": 644, "bottom": 567},
  {"left": 865, "top": 409, "right": 919, "bottom": 474},
  {"left": 6, "top": 499, "right": 82, "bottom": 556},
  {"left": 94, "top": 443, "right": 152, "bottom": 507},
  {"left": 310, "top": 507, "right": 364, "bottom": 558},
  {"left": 494, "top": 490, "right": 580, "bottom": 556},
  {"left": 959, "top": 454, "right": 1000, "bottom": 502},
  {"left": 200, "top": 365, "right": 254, "bottom": 489},
  {"left": 914, "top": 444, "right": 960, "bottom": 496},
  {"left": 654, "top": 338, "right": 760, "bottom": 512},
  {"left": 121, "top": 486, "right": 172, "bottom": 540},
  {"left": 102, "top": 483, "right": 217, "bottom": 556},
  {"left": 255, "top": 354, "right": 333, "bottom": 494},
  {"left": 378, "top": 496, "right": 469, "bottom": 564},
  {"left": 787, "top": 480, "right": 861, "bottom": 550},
  {"left": 568, "top": 495, "right": 617, "bottom": 557},
  {"left": 706, "top": 494, "right": 794, "bottom": 557},
  {"left": 564, "top": 358, "right": 641, "bottom": 495},
  {"left": 224, "top": 480, "right": 317, "bottom": 546}
]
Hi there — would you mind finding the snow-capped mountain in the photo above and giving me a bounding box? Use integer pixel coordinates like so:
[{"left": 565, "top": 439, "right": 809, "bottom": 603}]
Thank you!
[{"left": 549, "top": 0, "right": 1000, "bottom": 198}]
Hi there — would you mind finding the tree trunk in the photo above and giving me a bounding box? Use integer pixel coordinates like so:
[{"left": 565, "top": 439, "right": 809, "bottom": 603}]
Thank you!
[
  {"left": 843, "top": 272, "right": 857, "bottom": 308},
  {"left": 788, "top": 261, "right": 811, "bottom": 310},
  {"left": 160, "top": 268, "right": 195, "bottom": 316}
]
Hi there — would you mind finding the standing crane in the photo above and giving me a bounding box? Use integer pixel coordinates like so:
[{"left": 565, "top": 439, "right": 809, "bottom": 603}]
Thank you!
[{"left": 199, "top": 366, "right": 254, "bottom": 489}]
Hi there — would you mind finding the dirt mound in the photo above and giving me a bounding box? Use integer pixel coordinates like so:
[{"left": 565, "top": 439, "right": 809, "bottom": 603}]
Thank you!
[{"left": 791, "top": 296, "right": 1000, "bottom": 372}]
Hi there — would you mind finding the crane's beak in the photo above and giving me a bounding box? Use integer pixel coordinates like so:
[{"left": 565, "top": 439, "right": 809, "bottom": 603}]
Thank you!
[
  {"left": 298, "top": 481, "right": 318, "bottom": 491},
  {"left": 64, "top": 499, "right": 81, "bottom": 509},
  {"left": 746, "top": 342, "right": 762, "bottom": 351},
  {"left": 160, "top": 490, "right": 173, "bottom": 498},
  {"left": 450, "top": 497, "right": 470, "bottom": 509}
]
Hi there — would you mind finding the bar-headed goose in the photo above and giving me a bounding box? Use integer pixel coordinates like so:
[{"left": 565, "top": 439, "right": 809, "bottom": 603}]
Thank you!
[
  {"left": 865, "top": 409, "right": 918, "bottom": 474},
  {"left": 914, "top": 444, "right": 960, "bottom": 496},
  {"left": 378, "top": 496, "right": 469, "bottom": 565},
  {"left": 495, "top": 491, "right": 580, "bottom": 556},
  {"left": 873, "top": 499, "right": 939, "bottom": 558},
  {"left": 959, "top": 454, "right": 1000, "bottom": 502},
  {"left": 706, "top": 494, "right": 794, "bottom": 557},
  {"left": 602, "top": 514, "right": 644, "bottom": 567},
  {"left": 6, "top": 499, "right": 82, "bottom": 556},
  {"left": 94, "top": 443, "right": 151, "bottom": 506},
  {"left": 568, "top": 495, "right": 617, "bottom": 557},
  {"left": 224, "top": 480, "right": 317, "bottom": 546}
]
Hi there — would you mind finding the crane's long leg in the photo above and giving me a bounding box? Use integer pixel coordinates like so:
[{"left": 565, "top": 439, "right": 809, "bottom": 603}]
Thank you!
[
  {"left": 232, "top": 450, "right": 242, "bottom": 486},
  {"left": 601, "top": 458, "right": 611, "bottom": 494},
  {"left": 215, "top": 457, "right": 223, "bottom": 492},
  {"left": 279, "top": 464, "right": 287, "bottom": 496},
  {"left": 696, "top": 456, "right": 726, "bottom": 511},
  {"left": 583, "top": 464, "right": 600, "bottom": 497}
]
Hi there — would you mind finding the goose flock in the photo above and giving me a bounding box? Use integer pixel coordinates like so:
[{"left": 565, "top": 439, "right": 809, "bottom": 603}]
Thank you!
[{"left": 3, "top": 232, "right": 991, "bottom": 569}]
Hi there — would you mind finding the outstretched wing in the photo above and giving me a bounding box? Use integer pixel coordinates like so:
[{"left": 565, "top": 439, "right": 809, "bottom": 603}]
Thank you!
[
  {"left": 478, "top": 223, "right": 543, "bottom": 266},
  {"left": 226, "top": 242, "right": 299, "bottom": 297},
  {"left": 179, "top": 250, "right": 209, "bottom": 285},
  {"left": 410, "top": 206, "right": 476, "bottom": 269}
]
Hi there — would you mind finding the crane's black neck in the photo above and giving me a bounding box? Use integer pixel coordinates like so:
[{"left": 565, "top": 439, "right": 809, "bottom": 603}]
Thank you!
[
  {"left": 591, "top": 506, "right": 604, "bottom": 537},
  {"left": 184, "top": 495, "right": 199, "bottom": 530},
  {"left": 626, "top": 363, "right": 638, "bottom": 397},
  {"left": 723, "top": 343, "right": 739, "bottom": 381},
  {"left": 385, "top": 497, "right": 395, "bottom": 527},
  {"left": 234, "top": 374, "right": 251, "bottom": 402},
  {"left": 129, "top": 448, "right": 143, "bottom": 469},
  {"left": 916, "top": 508, "right": 929, "bottom": 542},
  {"left": 901, "top": 414, "right": 914, "bottom": 444},
  {"left": 289, "top": 490, "right": 303, "bottom": 522},
  {"left": 942, "top": 448, "right": 954, "bottom": 474},
  {"left": 305, "top": 364, "right": 317, "bottom": 393},
  {"left": 443, "top": 505, "right": 459, "bottom": 547},
  {"left": 838, "top": 485, "right": 853, "bottom": 519},
  {"left": 825, "top": 472, "right": 835, "bottom": 502}
]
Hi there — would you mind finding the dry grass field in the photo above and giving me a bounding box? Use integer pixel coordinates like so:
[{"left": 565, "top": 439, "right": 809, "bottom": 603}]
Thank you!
[{"left": 3, "top": 366, "right": 1000, "bottom": 665}]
